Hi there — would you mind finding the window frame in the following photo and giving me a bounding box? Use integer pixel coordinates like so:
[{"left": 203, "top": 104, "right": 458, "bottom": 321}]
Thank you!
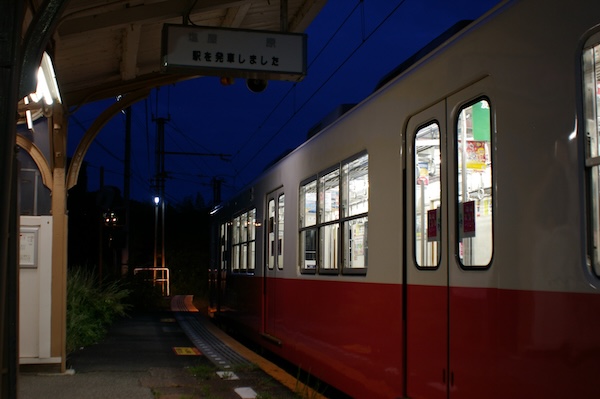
[
  {"left": 231, "top": 208, "right": 257, "bottom": 274},
  {"left": 299, "top": 176, "right": 318, "bottom": 274},
  {"left": 582, "top": 31, "right": 600, "bottom": 277},
  {"left": 413, "top": 120, "right": 442, "bottom": 270},
  {"left": 299, "top": 151, "right": 369, "bottom": 275},
  {"left": 454, "top": 97, "right": 494, "bottom": 270}
]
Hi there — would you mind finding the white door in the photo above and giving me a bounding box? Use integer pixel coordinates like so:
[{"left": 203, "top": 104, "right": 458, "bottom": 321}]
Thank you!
[
  {"left": 406, "top": 79, "right": 496, "bottom": 398},
  {"left": 264, "top": 188, "right": 284, "bottom": 341}
]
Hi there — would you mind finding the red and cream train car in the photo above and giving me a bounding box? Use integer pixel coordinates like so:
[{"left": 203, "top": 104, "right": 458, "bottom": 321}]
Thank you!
[{"left": 210, "top": 0, "right": 600, "bottom": 397}]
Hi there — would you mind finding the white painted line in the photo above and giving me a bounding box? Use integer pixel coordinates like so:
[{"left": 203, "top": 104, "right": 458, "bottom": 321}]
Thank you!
[
  {"left": 216, "top": 371, "right": 239, "bottom": 380},
  {"left": 234, "top": 387, "right": 257, "bottom": 399}
]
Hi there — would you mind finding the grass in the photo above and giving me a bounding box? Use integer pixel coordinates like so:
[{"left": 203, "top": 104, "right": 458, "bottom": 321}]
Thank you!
[
  {"left": 188, "top": 363, "right": 217, "bottom": 380},
  {"left": 294, "top": 368, "right": 327, "bottom": 399},
  {"left": 66, "top": 267, "right": 131, "bottom": 353}
]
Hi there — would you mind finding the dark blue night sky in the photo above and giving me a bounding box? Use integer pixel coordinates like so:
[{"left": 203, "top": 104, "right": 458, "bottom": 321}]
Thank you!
[{"left": 68, "top": 0, "right": 500, "bottom": 206}]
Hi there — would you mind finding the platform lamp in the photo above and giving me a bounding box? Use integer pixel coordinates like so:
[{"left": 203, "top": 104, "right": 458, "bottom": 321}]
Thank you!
[{"left": 21, "top": 52, "right": 62, "bottom": 129}]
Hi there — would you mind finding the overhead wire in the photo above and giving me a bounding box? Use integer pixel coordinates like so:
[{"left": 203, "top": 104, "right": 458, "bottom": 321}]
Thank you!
[
  {"left": 70, "top": 112, "right": 155, "bottom": 198},
  {"left": 165, "top": 119, "right": 221, "bottom": 179},
  {"left": 229, "top": 1, "right": 363, "bottom": 167},
  {"left": 232, "top": 0, "right": 408, "bottom": 186}
]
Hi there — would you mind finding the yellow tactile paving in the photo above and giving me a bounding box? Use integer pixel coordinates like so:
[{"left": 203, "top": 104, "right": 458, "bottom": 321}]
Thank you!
[
  {"left": 172, "top": 346, "right": 201, "bottom": 356},
  {"left": 178, "top": 295, "right": 327, "bottom": 399}
]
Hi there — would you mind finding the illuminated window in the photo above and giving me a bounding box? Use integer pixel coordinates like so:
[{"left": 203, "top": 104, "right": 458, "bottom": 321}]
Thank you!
[
  {"left": 232, "top": 215, "right": 240, "bottom": 271},
  {"left": 456, "top": 99, "right": 493, "bottom": 268},
  {"left": 414, "top": 122, "right": 441, "bottom": 268},
  {"left": 278, "top": 195, "right": 285, "bottom": 270},
  {"left": 583, "top": 33, "right": 600, "bottom": 276},
  {"left": 268, "top": 196, "right": 284, "bottom": 270},
  {"left": 319, "top": 168, "right": 340, "bottom": 272},
  {"left": 220, "top": 223, "right": 229, "bottom": 272},
  {"left": 300, "top": 180, "right": 317, "bottom": 271},
  {"left": 299, "top": 152, "right": 368, "bottom": 274},
  {"left": 342, "top": 153, "right": 368, "bottom": 271},
  {"left": 232, "top": 209, "right": 256, "bottom": 273}
]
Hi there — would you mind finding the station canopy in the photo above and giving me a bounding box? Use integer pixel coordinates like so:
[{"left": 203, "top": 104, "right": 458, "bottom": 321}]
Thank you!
[{"left": 25, "top": 0, "right": 327, "bottom": 107}]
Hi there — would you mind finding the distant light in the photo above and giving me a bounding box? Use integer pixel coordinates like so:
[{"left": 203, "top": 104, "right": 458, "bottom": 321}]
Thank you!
[
  {"left": 103, "top": 211, "right": 118, "bottom": 226},
  {"left": 220, "top": 76, "right": 234, "bottom": 86},
  {"left": 154, "top": 196, "right": 160, "bottom": 205}
]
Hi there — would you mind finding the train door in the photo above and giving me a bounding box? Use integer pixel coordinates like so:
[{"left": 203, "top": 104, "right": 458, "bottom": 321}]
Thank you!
[
  {"left": 263, "top": 188, "right": 284, "bottom": 342},
  {"left": 406, "top": 80, "right": 495, "bottom": 399},
  {"left": 406, "top": 100, "right": 448, "bottom": 399}
]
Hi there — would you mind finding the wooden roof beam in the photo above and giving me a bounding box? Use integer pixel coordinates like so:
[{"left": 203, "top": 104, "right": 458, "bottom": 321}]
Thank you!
[
  {"left": 120, "top": 24, "right": 141, "bottom": 81},
  {"left": 222, "top": 4, "right": 252, "bottom": 28},
  {"left": 58, "top": 0, "right": 253, "bottom": 36},
  {"left": 289, "top": 0, "right": 328, "bottom": 33}
]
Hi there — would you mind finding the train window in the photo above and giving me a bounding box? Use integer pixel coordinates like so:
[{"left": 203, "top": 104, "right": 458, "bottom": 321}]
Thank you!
[
  {"left": 300, "top": 179, "right": 317, "bottom": 227},
  {"left": 456, "top": 99, "right": 494, "bottom": 268},
  {"left": 299, "top": 152, "right": 369, "bottom": 275},
  {"left": 343, "top": 154, "right": 369, "bottom": 217},
  {"left": 320, "top": 168, "right": 340, "bottom": 222},
  {"left": 220, "top": 223, "right": 229, "bottom": 272},
  {"left": 300, "top": 229, "right": 317, "bottom": 272},
  {"left": 342, "top": 153, "right": 368, "bottom": 271},
  {"left": 300, "top": 179, "right": 317, "bottom": 272},
  {"left": 232, "top": 215, "right": 241, "bottom": 272},
  {"left": 319, "top": 223, "right": 339, "bottom": 272},
  {"left": 232, "top": 209, "right": 256, "bottom": 273},
  {"left": 414, "top": 123, "right": 441, "bottom": 268},
  {"left": 278, "top": 194, "right": 285, "bottom": 270},
  {"left": 248, "top": 209, "right": 256, "bottom": 271},
  {"left": 319, "top": 168, "right": 340, "bottom": 272},
  {"left": 583, "top": 35, "right": 600, "bottom": 276},
  {"left": 268, "top": 199, "right": 275, "bottom": 270}
]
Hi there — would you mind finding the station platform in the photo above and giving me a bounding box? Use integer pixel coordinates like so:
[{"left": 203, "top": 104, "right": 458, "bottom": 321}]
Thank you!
[{"left": 19, "top": 295, "right": 323, "bottom": 399}]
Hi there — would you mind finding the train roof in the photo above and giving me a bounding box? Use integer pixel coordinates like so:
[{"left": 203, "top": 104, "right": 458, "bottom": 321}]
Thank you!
[{"left": 373, "top": 19, "right": 474, "bottom": 92}]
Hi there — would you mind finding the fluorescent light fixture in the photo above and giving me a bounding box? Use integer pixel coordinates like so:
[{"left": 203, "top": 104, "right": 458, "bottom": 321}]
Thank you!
[
  {"left": 29, "top": 52, "right": 62, "bottom": 105},
  {"left": 37, "top": 68, "right": 53, "bottom": 105},
  {"left": 23, "top": 96, "right": 33, "bottom": 129}
]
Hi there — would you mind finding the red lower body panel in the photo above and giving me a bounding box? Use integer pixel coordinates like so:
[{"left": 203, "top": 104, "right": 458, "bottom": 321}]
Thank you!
[{"left": 221, "top": 276, "right": 600, "bottom": 399}]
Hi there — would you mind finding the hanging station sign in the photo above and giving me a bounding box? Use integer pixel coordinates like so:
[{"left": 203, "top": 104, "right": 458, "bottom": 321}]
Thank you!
[{"left": 161, "top": 24, "right": 307, "bottom": 81}]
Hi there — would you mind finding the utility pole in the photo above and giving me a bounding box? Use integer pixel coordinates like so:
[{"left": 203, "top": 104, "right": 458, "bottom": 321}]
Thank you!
[
  {"left": 212, "top": 177, "right": 223, "bottom": 206},
  {"left": 122, "top": 106, "right": 131, "bottom": 277},
  {"left": 153, "top": 116, "right": 168, "bottom": 270}
]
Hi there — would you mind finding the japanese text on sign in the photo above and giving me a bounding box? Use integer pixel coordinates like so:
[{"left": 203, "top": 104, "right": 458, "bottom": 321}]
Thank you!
[
  {"left": 459, "top": 200, "right": 476, "bottom": 239},
  {"left": 427, "top": 208, "right": 440, "bottom": 242},
  {"left": 162, "top": 24, "right": 306, "bottom": 81}
]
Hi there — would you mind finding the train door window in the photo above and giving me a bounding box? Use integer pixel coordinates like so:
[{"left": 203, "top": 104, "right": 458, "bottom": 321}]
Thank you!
[
  {"left": 268, "top": 199, "right": 276, "bottom": 270},
  {"left": 232, "top": 215, "right": 241, "bottom": 272},
  {"left": 456, "top": 99, "right": 494, "bottom": 268},
  {"left": 232, "top": 209, "right": 256, "bottom": 273},
  {"left": 300, "top": 179, "right": 317, "bottom": 272},
  {"left": 220, "top": 223, "right": 229, "bottom": 272},
  {"left": 240, "top": 212, "right": 248, "bottom": 271},
  {"left": 319, "top": 168, "right": 340, "bottom": 272},
  {"left": 277, "top": 194, "right": 285, "bottom": 270},
  {"left": 342, "top": 152, "right": 369, "bottom": 272},
  {"left": 248, "top": 209, "right": 256, "bottom": 271},
  {"left": 583, "top": 33, "right": 600, "bottom": 276},
  {"left": 414, "top": 123, "right": 441, "bottom": 268}
]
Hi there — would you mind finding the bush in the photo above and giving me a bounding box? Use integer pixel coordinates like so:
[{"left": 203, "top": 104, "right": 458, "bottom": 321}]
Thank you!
[{"left": 66, "top": 267, "right": 131, "bottom": 353}]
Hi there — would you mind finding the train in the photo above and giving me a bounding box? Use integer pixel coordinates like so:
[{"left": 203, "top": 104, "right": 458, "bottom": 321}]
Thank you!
[{"left": 208, "top": 0, "right": 600, "bottom": 397}]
